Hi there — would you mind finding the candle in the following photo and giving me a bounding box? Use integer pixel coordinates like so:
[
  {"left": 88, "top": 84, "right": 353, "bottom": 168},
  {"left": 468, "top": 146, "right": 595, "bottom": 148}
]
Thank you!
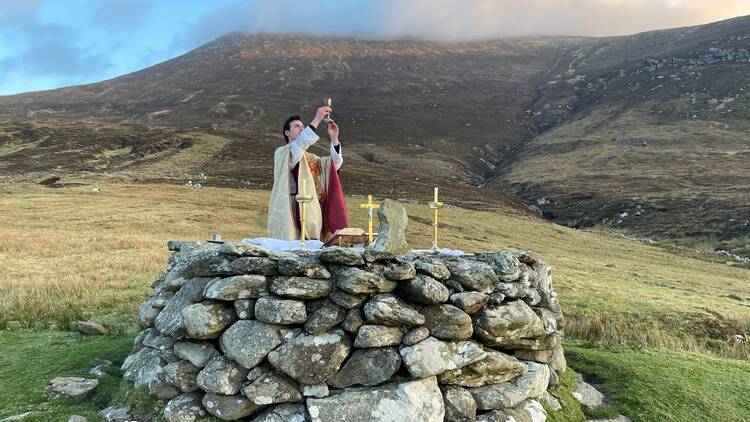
[{"left": 434, "top": 187, "right": 438, "bottom": 202}]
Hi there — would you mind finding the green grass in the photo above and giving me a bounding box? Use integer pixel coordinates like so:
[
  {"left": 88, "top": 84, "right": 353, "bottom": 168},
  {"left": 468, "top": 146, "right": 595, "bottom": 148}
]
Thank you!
[{"left": 564, "top": 340, "right": 750, "bottom": 422}]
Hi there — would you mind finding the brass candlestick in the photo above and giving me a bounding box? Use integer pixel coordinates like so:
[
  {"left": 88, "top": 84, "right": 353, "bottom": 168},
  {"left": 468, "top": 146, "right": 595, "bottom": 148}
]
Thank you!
[
  {"left": 296, "top": 178, "right": 314, "bottom": 249},
  {"left": 429, "top": 187, "right": 444, "bottom": 251}
]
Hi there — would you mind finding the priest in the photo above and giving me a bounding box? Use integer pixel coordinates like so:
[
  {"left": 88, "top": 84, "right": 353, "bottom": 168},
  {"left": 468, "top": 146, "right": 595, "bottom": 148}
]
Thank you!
[{"left": 267, "top": 105, "right": 349, "bottom": 242}]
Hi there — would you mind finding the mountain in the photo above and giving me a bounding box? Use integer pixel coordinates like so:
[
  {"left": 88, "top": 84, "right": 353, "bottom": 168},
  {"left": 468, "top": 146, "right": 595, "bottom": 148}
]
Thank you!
[{"left": 0, "top": 15, "right": 749, "bottom": 254}]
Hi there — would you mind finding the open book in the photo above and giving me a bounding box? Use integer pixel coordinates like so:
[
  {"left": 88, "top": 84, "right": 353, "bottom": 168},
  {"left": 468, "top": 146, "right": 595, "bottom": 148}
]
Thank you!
[{"left": 323, "top": 227, "right": 376, "bottom": 248}]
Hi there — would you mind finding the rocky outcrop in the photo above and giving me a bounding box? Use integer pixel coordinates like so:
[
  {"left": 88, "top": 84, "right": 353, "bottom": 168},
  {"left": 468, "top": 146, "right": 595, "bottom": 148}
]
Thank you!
[{"left": 125, "top": 241, "right": 566, "bottom": 421}]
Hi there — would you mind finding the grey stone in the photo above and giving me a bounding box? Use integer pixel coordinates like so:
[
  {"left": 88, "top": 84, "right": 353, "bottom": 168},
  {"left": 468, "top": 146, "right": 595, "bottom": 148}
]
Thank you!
[
  {"left": 438, "top": 349, "right": 528, "bottom": 387},
  {"left": 99, "top": 406, "right": 132, "bottom": 422},
  {"left": 588, "top": 416, "right": 632, "bottom": 422},
  {"left": 445, "top": 260, "right": 498, "bottom": 293},
  {"left": 306, "top": 376, "right": 444, "bottom": 422},
  {"left": 533, "top": 308, "right": 556, "bottom": 334},
  {"left": 415, "top": 260, "right": 451, "bottom": 280},
  {"left": 76, "top": 321, "right": 107, "bottom": 336},
  {"left": 270, "top": 276, "right": 333, "bottom": 299},
  {"left": 149, "top": 371, "right": 180, "bottom": 400},
  {"left": 155, "top": 277, "right": 211, "bottom": 338},
  {"left": 235, "top": 299, "right": 255, "bottom": 319},
  {"left": 220, "top": 320, "right": 281, "bottom": 368},
  {"left": 380, "top": 260, "right": 417, "bottom": 281},
  {"left": 422, "top": 304, "right": 473, "bottom": 340},
  {"left": 247, "top": 363, "right": 273, "bottom": 383},
  {"left": 441, "top": 385, "right": 476, "bottom": 422},
  {"left": 470, "top": 362, "right": 550, "bottom": 410},
  {"left": 164, "top": 393, "right": 210, "bottom": 422},
  {"left": 138, "top": 297, "right": 161, "bottom": 328},
  {"left": 320, "top": 247, "right": 365, "bottom": 266},
  {"left": 204, "top": 275, "right": 268, "bottom": 300},
  {"left": 196, "top": 356, "right": 248, "bottom": 395},
  {"left": 267, "top": 329, "right": 351, "bottom": 385},
  {"left": 572, "top": 374, "right": 605, "bottom": 410},
  {"left": 341, "top": 308, "right": 365, "bottom": 333},
  {"left": 173, "top": 340, "right": 219, "bottom": 368},
  {"left": 280, "top": 327, "right": 304, "bottom": 343},
  {"left": 472, "top": 300, "right": 546, "bottom": 348},
  {"left": 184, "top": 250, "right": 234, "bottom": 277},
  {"left": 444, "top": 279, "right": 465, "bottom": 294},
  {"left": 89, "top": 360, "right": 112, "bottom": 377},
  {"left": 243, "top": 371, "right": 303, "bottom": 405},
  {"left": 164, "top": 360, "right": 200, "bottom": 392},
  {"left": 255, "top": 296, "right": 307, "bottom": 325},
  {"left": 541, "top": 391, "right": 562, "bottom": 411},
  {"left": 305, "top": 301, "right": 347, "bottom": 335},
  {"left": 278, "top": 253, "right": 331, "bottom": 278},
  {"left": 121, "top": 347, "right": 165, "bottom": 387},
  {"left": 219, "top": 242, "right": 269, "bottom": 257},
  {"left": 46, "top": 377, "right": 98, "bottom": 401},
  {"left": 363, "top": 249, "right": 396, "bottom": 263},
  {"left": 67, "top": 416, "right": 87, "bottom": 422},
  {"left": 142, "top": 330, "right": 174, "bottom": 351},
  {"left": 202, "top": 392, "right": 261, "bottom": 420},
  {"left": 251, "top": 403, "right": 307, "bottom": 422},
  {"left": 402, "top": 326, "right": 430, "bottom": 346},
  {"left": 397, "top": 274, "right": 450, "bottom": 304},
  {"left": 230, "top": 256, "right": 278, "bottom": 275},
  {"left": 354, "top": 324, "right": 403, "bottom": 347},
  {"left": 363, "top": 293, "right": 425, "bottom": 326},
  {"left": 329, "top": 347, "right": 401, "bottom": 388},
  {"left": 370, "top": 199, "right": 409, "bottom": 254},
  {"left": 336, "top": 267, "right": 396, "bottom": 294},
  {"left": 301, "top": 384, "right": 330, "bottom": 398},
  {"left": 489, "top": 251, "right": 521, "bottom": 282},
  {"left": 400, "top": 337, "right": 486, "bottom": 378},
  {"left": 476, "top": 399, "right": 547, "bottom": 422},
  {"left": 329, "top": 290, "right": 368, "bottom": 309},
  {"left": 181, "top": 301, "right": 237, "bottom": 339},
  {"left": 450, "top": 292, "right": 489, "bottom": 314}
]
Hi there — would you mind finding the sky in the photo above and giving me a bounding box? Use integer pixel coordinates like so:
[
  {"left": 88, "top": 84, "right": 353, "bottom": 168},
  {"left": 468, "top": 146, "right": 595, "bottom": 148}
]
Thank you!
[{"left": 1, "top": 0, "right": 749, "bottom": 95}]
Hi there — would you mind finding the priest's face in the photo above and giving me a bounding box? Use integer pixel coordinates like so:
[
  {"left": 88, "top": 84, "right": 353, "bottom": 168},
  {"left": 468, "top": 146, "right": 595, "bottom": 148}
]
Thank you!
[{"left": 285, "top": 119, "right": 305, "bottom": 142}]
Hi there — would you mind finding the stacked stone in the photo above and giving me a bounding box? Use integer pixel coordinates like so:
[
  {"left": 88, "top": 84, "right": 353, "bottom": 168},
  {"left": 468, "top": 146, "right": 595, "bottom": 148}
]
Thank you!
[{"left": 123, "top": 240, "right": 566, "bottom": 422}]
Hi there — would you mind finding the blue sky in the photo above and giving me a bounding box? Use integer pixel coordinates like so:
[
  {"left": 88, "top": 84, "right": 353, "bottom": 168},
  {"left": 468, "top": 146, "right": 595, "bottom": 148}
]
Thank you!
[{"left": 1, "top": 0, "right": 749, "bottom": 95}]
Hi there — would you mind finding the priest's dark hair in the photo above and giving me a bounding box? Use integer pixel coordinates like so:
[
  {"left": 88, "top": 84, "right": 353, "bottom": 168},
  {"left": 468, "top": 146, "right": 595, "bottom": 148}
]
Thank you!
[{"left": 282, "top": 115, "right": 302, "bottom": 144}]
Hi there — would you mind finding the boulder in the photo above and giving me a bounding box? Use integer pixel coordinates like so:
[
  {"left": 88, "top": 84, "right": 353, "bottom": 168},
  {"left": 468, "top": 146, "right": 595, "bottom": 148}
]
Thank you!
[
  {"left": 202, "top": 392, "right": 261, "bottom": 420},
  {"left": 329, "top": 347, "right": 402, "bottom": 388},
  {"left": 149, "top": 371, "right": 180, "bottom": 400},
  {"left": 230, "top": 256, "right": 278, "bottom": 275},
  {"left": 164, "top": 393, "right": 210, "bottom": 422},
  {"left": 341, "top": 308, "right": 365, "bottom": 334},
  {"left": 46, "top": 377, "right": 98, "bottom": 401},
  {"left": 267, "top": 329, "right": 351, "bottom": 385},
  {"left": 379, "top": 260, "right": 417, "bottom": 281},
  {"left": 438, "top": 349, "right": 528, "bottom": 387},
  {"left": 269, "top": 276, "right": 333, "bottom": 299},
  {"left": 441, "top": 385, "right": 477, "bottom": 422},
  {"left": 402, "top": 326, "right": 430, "bottom": 346},
  {"left": 121, "top": 347, "right": 165, "bottom": 387},
  {"left": 219, "top": 242, "right": 269, "bottom": 257},
  {"left": 370, "top": 199, "right": 409, "bottom": 254},
  {"left": 76, "top": 321, "right": 108, "bottom": 336},
  {"left": 329, "top": 289, "right": 367, "bottom": 309},
  {"left": 255, "top": 296, "right": 307, "bottom": 325},
  {"left": 472, "top": 300, "right": 546, "bottom": 348},
  {"left": 488, "top": 251, "right": 521, "bottom": 282},
  {"left": 572, "top": 374, "right": 605, "bottom": 410},
  {"left": 181, "top": 301, "right": 237, "bottom": 339},
  {"left": 242, "top": 371, "right": 303, "bottom": 405},
  {"left": 196, "top": 356, "right": 248, "bottom": 395},
  {"left": 445, "top": 260, "right": 498, "bottom": 293},
  {"left": 422, "top": 304, "right": 473, "bottom": 340},
  {"left": 305, "top": 301, "right": 347, "bottom": 335},
  {"left": 320, "top": 247, "right": 365, "bottom": 266},
  {"left": 203, "top": 275, "right": 268, "bottom": 300},
  {"left": 277, "top": 253, "right": 331, "bottom": 278},
  {"left": 449, "top": 292, "right": 489, "bottom": 314},
  {"left": 164, "top": 360, "right": 200, "bottom": 392},
  {"left": 234, "top": 299, "right": 255, "bottom": 319},
  {"left": 220, "top": 320, "right": 281, "bottom": 368},
  {"left": 155, "top": 278, "right": 211, "bottom": 338},
  {"left": 470, "top": 362, "right": 550, "bottom": 410},
  {"left": 476, "top": 399, "right": 547, "bottom": 422},
  {"left": 415, "top": 260, "right": 451, "bottom": 280},
  {"left": 353, "top": 324, "right": 403, "bottom": 347},
  {"left": 400, "top": 337, "right": 486, "bottom": 378},
  {"left": 173, "top": 340, "right": 219, "bottom": 368},
  {"left": 363, "top": 294, "right": 425, "bottom": 326},
  {"left": 306, "top": 376, "right": 444, "bottom": 422},
  {"left": 397, "top": 274, "right": 450, "bottom": 304},
  {"left": 336, "top": 267, "right": 396, "bottom": 294},
  {"left": 251, "top": 403, "right": 307, "bottom": 422}
]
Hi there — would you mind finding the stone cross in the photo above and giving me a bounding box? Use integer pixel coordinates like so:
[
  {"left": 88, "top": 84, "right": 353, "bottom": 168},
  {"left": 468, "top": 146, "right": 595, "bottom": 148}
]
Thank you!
[{"left": 370, "top": 199, "right": 409, "bottom": 254}]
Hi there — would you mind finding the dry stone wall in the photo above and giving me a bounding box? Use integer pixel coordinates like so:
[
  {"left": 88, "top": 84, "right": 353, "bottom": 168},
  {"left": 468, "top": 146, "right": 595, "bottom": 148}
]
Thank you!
[{"left": 124, "top": 240, "right": 567, "bottom": 421}]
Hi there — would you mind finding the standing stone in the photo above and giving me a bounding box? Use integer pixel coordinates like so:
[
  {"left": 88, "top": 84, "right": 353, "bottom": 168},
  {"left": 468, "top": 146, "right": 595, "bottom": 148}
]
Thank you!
[
  {"left": 469, "top": 362, "right": 550, "bottom": 410},
  {"left": 255, "top": 296, "right": 307, "bottom": 325},
  {"left": 203, "top": 275, "right": 268, "bottom": 300},
  {"left": 370, "top": 199, "right": 409, "bottom": 254},
  {"left": 438, "top": 349, "right": 528, "bottom": 387},
  {"left": 363, "top": 294, "right": 425, "bottom": 326},
  {"left": 267, "top": 329, "right": 351, "bottom": 385},
  {"left": 329, "top": 347, "right": 402, "bottom": 388},
  {"left": 196, "top": 356, "right": 248, "bottom": 395},
  {"left": 219, "top": 320, "right": 281, "bottom": 368},
  {"left": 164, "top": 393, "right": 209, "bottom": 422},
  {"left": 269, "top": 276, "right": 333, "bottom": 299},
  {"left": 397, "top": 274, "right": 450, "bottom": 304},
  {"left": 320, "top": 247, "right": 365, "bottom": 266},
  {"left": 441, "top": 385, "right": 477, "bottom": 422},
  {"left": 306, "top": 376, "right": 444, "bottom": 422},
  {"left": 336, "top": 267, "right": 397, "bottom": 294},
  {"left": 181, "top": 301, "right": 237, "bottom": 340},
  {"left": 422, "top": 304, "right": 473, "bottom": 340},
  {"left": 450, "top": 292, "right": 489, "bottom": 314},
  {"left": 399, "top": 337, "right": 486, "bottom": 378},
  {"left": 242, "top": 371, "right": 303, "bottom": 405},
  {"left": 173, "top": 340, "right": 219, "bottom": 368},
  {"left": 353, "top": 325, "right": 403, "bottom": 347},
  {"left": 202, "top": 392, "right": 261, "bottom": 420}
]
